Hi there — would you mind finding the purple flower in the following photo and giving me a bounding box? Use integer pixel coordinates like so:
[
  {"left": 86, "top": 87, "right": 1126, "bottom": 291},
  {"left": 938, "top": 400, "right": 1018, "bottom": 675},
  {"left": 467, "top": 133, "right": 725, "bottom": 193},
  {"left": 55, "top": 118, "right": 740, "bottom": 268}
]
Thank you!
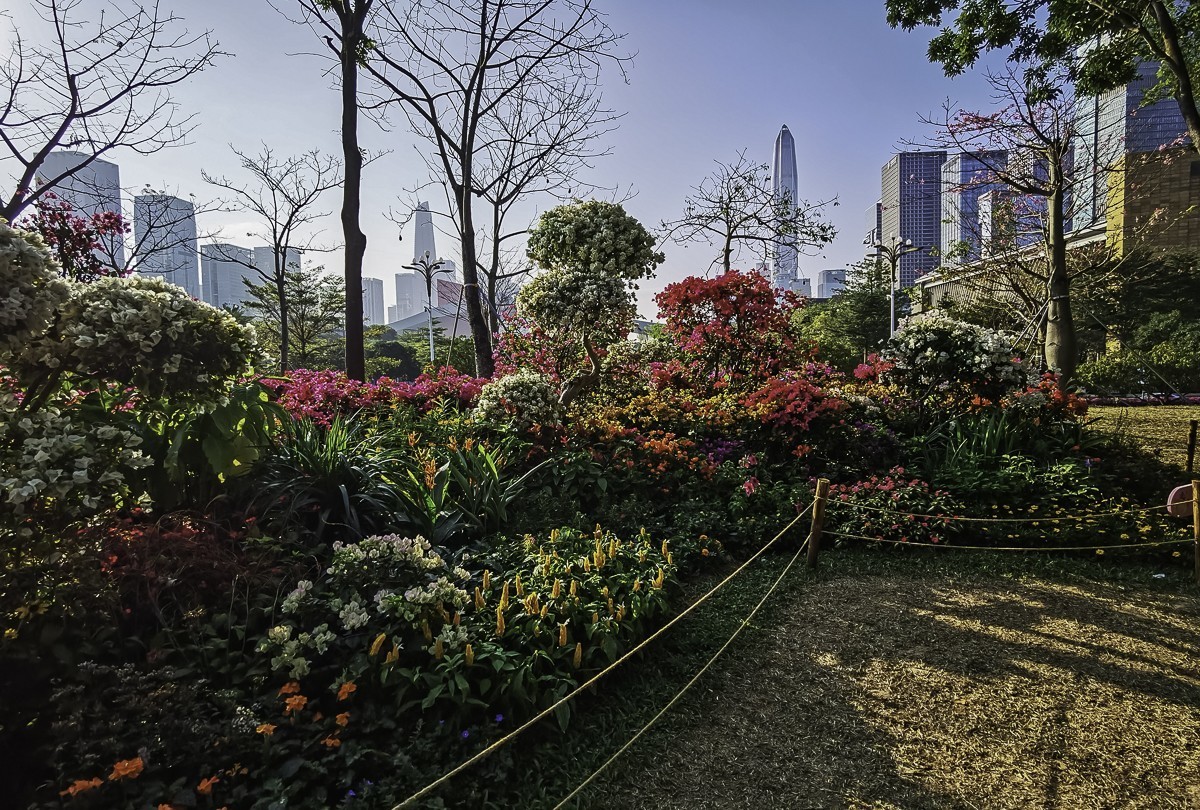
[
  {"left": 461, "top": 729, "right": 470, "bottom": 739},
  {"left": 495, "top": 714, "right": 504, "bottom": 724}
]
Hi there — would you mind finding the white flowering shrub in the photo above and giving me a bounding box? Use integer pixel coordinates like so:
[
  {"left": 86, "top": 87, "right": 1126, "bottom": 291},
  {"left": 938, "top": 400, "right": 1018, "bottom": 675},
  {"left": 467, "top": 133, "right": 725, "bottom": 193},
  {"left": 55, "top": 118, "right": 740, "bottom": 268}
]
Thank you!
[
  {"left": 517, "top": 266, "right": 635, "bottom": 338},
  {"left": 259, "top": 534, "right": 471, "bottom": 679},
  {"left": 474, "top": 369, "right": 562, "bottom": 431},
  {"left": 526, "top": 200, "right": 664, "bottom": 282},
  {"left": 53, "top": 276, "right": 258, "bottom": 403},
  {"left": 0, "top": 391, "right": 153, "bottom": 536},
  {"left": 882, "top": 315, "right": 1036, "bottom": 404},
  {"left": 0, "top": 220, "right": 71, "bottom": 365}
]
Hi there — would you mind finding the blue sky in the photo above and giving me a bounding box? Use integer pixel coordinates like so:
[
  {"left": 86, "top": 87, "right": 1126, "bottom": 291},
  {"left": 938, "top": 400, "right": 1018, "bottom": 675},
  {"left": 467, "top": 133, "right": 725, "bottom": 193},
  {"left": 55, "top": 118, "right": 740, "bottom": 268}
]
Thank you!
[{"left": 4, "top": 0, "right": 1005, "bottom": 317}]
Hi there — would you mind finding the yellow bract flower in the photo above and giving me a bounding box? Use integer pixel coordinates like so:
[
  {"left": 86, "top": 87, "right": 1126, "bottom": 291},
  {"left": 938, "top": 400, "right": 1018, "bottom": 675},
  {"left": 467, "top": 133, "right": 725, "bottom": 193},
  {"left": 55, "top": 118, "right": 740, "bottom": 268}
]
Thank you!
[
  {"left": 496, "top": 605, "right": 506, "bottom": 636},
  {"left": 514, "top": 574, "right": 525, "bottom": 597},
  {"left": 475, "top": 587, "right": 486, "bottom": 611},
  {"left": 572, "top": 642, "right": 583, "bottom": 668},
  {"left": 482, "top": 570, "right": 492, "bottom": 590},
  {"left": 465, "top": 643, "right": 475, "bottom": 666},
  {"left": 558, "top": 623, "right": 568, "bottom": 647},
  {"left": 434, "top": 638, "right": 445, "bottom": 660},
  {"left": 369, "top": 632, "right": 388, "bottom": 657},
  {"left": 551, "top": 580, "right": 562, "bottom": 599},
  {"left": 569, "top": 580, "right": 578, "bottom": 597}
]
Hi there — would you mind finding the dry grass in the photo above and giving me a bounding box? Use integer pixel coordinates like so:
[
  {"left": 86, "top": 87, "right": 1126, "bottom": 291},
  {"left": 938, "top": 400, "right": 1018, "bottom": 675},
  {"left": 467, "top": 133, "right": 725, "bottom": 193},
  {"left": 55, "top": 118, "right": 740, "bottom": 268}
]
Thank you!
[
  {"left": 1090, "top": 405, "right": 1200, "bottom": 471},
  {"left": 569, "top": 555, "right": 1200, "bottom": 810}
]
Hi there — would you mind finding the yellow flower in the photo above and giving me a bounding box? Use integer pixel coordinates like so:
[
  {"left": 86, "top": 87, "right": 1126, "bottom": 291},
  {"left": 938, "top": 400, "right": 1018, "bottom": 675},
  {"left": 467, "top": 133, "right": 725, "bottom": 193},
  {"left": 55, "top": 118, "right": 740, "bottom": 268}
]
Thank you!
[
  {"left": 385, "top": 644, "right": 399, "bottom": 664},
  {"left": 465, "top": 643, "right": 475, "bottom": 666},
  {"left": 108, "top": 757, "right": 144, "bottom": 781},
  {"left": 337, "top": 681, "right": 357, "bottom": 701},
  {"left": 633, "top": 578, "right": 641, "bottom": 592},
  {"left": 369, "top": 632, "right": 388, "bottom": 657},
  {"left": 558, "top": 623, "right": 568, "bottom": 647},
  {"left": 661, "top": 539, "right": 669, "bottom": 556},
  {"left": 496, "top": 605, "right": 506, "bottom": 636},
  {"left": 569, "top": 580, "right": 578, "bottom": 597},
  {"left": 482, "top": 570, "right": 492, "bottom": 590},
  {"left": 434, "top": 638, "right": 445, "bottom": 660},
  {"left": 474, "top": 587, "right": 486, "bottom": 611},
  {"left": 551, "top": 580, "right": 562, "bottom": 600},
  {"left": 1096, "top": 549, "right": 1105, "bottom": 555},
  {"left": 256, "top": 723, "right": 277, "bottom": 736},
  {"left": 514, "top": 574, "right": 524, "bottom": 597},
  {"left": 572, "top": 642, "right": 582, "bottom": 669},
  {"left": 500, "top": 581, "right": 510, "bottom": 610},
  {"left": 421, "top": 620, "right": 432, "bottom": 641}
]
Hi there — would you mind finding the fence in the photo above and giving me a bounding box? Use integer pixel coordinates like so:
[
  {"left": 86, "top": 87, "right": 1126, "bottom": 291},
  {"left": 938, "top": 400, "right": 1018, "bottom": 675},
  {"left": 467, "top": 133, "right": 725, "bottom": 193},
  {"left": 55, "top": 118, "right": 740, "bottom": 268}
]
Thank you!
[{"left": 391, "top": 480, "right": 1200, "bottom": 808}]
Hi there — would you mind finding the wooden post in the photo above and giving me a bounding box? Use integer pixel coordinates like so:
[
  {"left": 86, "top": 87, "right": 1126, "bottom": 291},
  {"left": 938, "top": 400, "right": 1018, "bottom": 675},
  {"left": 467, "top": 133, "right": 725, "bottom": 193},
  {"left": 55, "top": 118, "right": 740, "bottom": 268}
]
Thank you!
[
  {"left": 1187, "top": 420, "right": 1198, "bottom": 474},
  {"left": 1193, "top": 479, "right": 1199, "bottom": 586},
  {"left": 808, "top": 478, "right": 830, "bottom": 569}
]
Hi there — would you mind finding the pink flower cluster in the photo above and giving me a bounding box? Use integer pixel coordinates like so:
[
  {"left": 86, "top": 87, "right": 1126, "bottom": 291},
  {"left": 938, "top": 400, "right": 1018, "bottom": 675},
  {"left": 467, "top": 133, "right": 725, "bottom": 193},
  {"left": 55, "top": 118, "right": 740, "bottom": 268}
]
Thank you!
[{"left": 261, "top": 367, "right": 487, "bottom": 425}]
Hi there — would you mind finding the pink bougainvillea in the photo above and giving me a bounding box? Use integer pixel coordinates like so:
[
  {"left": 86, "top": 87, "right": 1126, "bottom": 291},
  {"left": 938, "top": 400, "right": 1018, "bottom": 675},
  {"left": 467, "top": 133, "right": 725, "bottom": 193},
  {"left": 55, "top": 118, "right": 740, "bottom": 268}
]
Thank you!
[{"left": 261, "top": 367, "right": 487, "bottom": 425}]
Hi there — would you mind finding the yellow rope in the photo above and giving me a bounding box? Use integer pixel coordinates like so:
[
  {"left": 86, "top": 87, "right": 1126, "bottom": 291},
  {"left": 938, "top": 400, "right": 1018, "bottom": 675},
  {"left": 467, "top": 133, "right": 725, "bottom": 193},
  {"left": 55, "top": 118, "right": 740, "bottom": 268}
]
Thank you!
[
  {"left": 824, "top": 530, "right": 1194, "bottom": 552},
  {"left": 551, "top": 536, "right": 812, "bottom": 809},
  {"left": 391, "top": 502, "right": 815, "bottom": 809},
  {"left": 829, "top": 498, "right": 1192, "bottom": 524}
]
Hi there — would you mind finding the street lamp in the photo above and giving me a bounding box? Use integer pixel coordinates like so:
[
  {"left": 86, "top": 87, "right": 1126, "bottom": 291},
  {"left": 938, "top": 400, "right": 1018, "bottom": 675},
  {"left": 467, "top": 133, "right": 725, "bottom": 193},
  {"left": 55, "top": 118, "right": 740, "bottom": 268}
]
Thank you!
[
  {"left": 872, "top": 234, "right": 922, "bottom": 338},
  {"left": 403, "top": 250, "right": 450, "bottom": 364}
]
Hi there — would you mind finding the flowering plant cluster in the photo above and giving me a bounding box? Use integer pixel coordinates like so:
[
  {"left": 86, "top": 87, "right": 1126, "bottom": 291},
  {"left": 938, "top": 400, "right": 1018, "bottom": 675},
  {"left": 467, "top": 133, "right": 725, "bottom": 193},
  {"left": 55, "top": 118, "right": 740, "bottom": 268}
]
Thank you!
[
  {"left": 474, "top": 369, "right": 562, "bottom": 432},
  {"left": 826, "top": 469, "right": 960, "bottom": 545},
  {"left": 1000, "top": 372, "right": 1089, "bottom": 420},
  {"left": 16, "top": 191, "right": 130, "bottom": 282},
  {"left": 655, "top": 269, "right": 807, "bottom": 385},
  {"left": 741, "top": 371, "right": 846, "bottom": 443},
  {"left": 526, "top": 200, "right": 664, "bottom": 282},
  {"left": 262, "top": 366, "right": 487, "bottom": 425},
  {"left": 882, "top": 315, "right": 1035, "bottom": 408},
  {"left": 0, "top": 220, "right": 71, "bottom": 364}
]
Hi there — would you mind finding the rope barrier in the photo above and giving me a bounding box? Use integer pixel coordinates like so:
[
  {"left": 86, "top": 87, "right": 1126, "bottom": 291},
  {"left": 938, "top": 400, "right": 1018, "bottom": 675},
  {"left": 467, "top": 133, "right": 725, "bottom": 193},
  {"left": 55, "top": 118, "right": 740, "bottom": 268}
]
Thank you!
[
  {"left": 551, "top": 536, "right": 812, "bottom": 809},
  {"left": 390, "top": 502, "right": 816, "bottom": 809},
  {"left": 828, "top": 498, "right": 1193, "bottom": 524},
  {"left": 824, "top": 530, "right": 1195, "bottom": 552}
]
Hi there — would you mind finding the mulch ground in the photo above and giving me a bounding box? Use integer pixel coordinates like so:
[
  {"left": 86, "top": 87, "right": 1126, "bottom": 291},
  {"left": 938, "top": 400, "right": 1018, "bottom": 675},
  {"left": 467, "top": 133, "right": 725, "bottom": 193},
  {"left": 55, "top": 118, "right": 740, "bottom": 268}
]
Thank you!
[{"left": 573, "top": 556, "right": 1200, "bottom": 809}]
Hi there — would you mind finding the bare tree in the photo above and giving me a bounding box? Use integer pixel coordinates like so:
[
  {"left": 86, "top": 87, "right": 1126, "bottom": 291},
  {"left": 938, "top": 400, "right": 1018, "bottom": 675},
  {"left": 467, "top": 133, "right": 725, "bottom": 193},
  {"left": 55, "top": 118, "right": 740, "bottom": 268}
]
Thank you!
[
  {"left": 202, "top": 145, "right": 343, "bottom": 371},
  {"left": 661, "top": 150, "right": 836, "bottom": 275},
  {"left": 283, "top": 0, "right": 375, "bottom": 381},
  {"left": 0, "top": 0, "right": 222, "bottom": 222},
  {"left": 358, "top": 0, "right": 632, "bottom": 377}
]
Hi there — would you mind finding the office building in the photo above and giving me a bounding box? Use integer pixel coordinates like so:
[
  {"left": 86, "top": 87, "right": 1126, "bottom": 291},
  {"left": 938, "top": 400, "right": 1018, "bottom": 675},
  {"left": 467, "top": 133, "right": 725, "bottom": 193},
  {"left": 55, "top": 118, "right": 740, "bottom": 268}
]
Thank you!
[
  {"left": 940, "top": 151, "right": 1007, "bottom": 267},
  {"left": 816, "top": 268, "right": 846, "bottom": 298},
  {"left": 201, "top": 243, "right": 255, "bottom": 310},
  {"left": 880, "top": 151, "right": 946, "bottom": 286},
  {"left": 252, "top": 246, "right": 302, "bottom": 278},
  {"left": 771, "top": 125, "right": 800, "bottom": 290},
  {"left": 864, "top": 201, "right": 883, "bottom": 258},
  {"left": 362, "top": 277, "right": 385, "bottom": 326},
  {"left": 412, "top": 202, "right": 438, "bottom": 263},
  {"left": 134, "top": 193, "right": 199, "bottom": 298},
  {"left": 36, "top": 151, "right": 125, "bottom": 267},
  {"left": 393, "top": 272, "right": 425, "bottom": 322}
]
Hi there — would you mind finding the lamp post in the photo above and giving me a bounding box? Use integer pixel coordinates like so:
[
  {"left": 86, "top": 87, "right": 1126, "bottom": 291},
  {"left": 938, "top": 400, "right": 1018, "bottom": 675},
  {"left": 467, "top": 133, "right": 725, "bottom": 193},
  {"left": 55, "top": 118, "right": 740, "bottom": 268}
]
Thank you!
[
  {"left": 872, "top": 234, "right": 922, "bottom": 338},
  {"left": 403, "top": 250, "right": 449, "bottom": 364}
]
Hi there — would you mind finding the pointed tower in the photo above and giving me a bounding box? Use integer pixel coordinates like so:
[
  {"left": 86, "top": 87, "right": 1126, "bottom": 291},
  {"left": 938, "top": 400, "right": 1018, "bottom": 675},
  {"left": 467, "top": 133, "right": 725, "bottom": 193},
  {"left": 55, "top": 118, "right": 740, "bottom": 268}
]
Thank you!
[{"left": 771, "top": 125, "right": 799, "bottom": 290}]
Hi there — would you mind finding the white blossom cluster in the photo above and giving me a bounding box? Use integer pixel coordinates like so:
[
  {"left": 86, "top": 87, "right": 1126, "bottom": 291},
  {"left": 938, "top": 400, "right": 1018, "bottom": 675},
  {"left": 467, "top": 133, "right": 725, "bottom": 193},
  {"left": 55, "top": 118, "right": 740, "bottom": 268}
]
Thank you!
[
  {"left": 259, "top": 622, "right": 336, "bottom": 679},
  {"left": 526, "top": 200, "right": 664, "bottom": 282},
  {"left": 474, "top": 369, "right": 561, "bottom": 431},
  {"left": 0, "top": 392, "right": 153, "bottom": 532},
  {"left": 884, "top": 315, "right": 1034, "bottom": 395},
  {"left": 53, "top": 276, "right": 258, "bottom": 403},
  {"left": 517, "top": 266, "right": 635, "bottom": 338},
  {"left": 0, "top": 221, "right": 71, "bottom": 365}
]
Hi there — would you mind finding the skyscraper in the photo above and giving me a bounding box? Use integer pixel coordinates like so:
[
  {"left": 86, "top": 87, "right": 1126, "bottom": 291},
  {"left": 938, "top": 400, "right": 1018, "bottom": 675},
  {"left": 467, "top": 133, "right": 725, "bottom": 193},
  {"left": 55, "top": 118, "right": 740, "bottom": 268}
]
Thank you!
[
  {"left": 362, "top": 277, "right": 385, "bottom": 326},
  {"left": 771, "top": 125, "right": 800, "bottom": 290},
  {"left": 940, "top": 151, "right": 1007, "bottom": 267},
  {"left": 880, "top": 151, "right": 946, "bottom": 286},
  {"left": 816, "top": 268, "right": 847, "bottom": 298},
  {"left": 412, "top": 201, "right": 438, "bottom": 263},
  {"left": 252, "top": 246, "right": 302, "bottom": 278},
  {"left": 134, "top": 193, "right": 199, "bottom": 298},
  {"left": 36, "top": 151, "right": 125, "bottom": 267},
  {"left": 201, "top": 243, "right": 254, "bottom": 310}
]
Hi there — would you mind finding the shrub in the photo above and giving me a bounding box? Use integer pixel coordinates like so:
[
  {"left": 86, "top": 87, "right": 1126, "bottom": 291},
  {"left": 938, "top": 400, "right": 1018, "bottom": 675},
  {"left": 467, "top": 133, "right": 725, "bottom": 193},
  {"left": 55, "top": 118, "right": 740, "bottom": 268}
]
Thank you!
[
  {"left": 474, "top": 369, "right": 561, "bottom": 432},
  {"left": 0, "top": 220, "right": 71, "bottom": 365}
]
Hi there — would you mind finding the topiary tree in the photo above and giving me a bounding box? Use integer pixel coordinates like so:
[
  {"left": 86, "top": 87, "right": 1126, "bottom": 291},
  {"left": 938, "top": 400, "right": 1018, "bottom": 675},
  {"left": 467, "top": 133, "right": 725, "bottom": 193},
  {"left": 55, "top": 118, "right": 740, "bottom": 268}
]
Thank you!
[{"left": 519, "top": 201, "right": 664, "bottom": 406}]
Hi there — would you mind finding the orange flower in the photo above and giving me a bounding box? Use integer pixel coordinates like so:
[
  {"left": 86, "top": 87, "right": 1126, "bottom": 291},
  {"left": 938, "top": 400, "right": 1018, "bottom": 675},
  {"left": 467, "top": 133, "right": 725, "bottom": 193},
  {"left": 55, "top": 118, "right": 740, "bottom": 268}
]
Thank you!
[
  {"left": 60, "top": 777, "right": 102, "bottom": 797},
  {"left": 277, "top": 681, "right": 301, "bottom": 696},
  {"left": 197, "top": 775, "right": 220, "bottom": 795},
  {"left": 321, "top": 736, "right": 342, "bottom": 748},
  {"left": 284, "top": 694, "right": 308, "bottom": 714},
  {"left": 312, "top": 711, "right": 324, "bottom": 722},
  {"left": 158, "top": 804, "right": 177, "bottom": 810},
  {"left": 256, "top": 723, "right": 276, "bottom": 736},
  {"left": 337, "top": 681, "right": 357, "bottom": 701},
  {"left": 108, "top": 757, "right": 144, "bottom": 781},
  {"left": 335, "top": 712, "right": 351, "bottom": 727}
]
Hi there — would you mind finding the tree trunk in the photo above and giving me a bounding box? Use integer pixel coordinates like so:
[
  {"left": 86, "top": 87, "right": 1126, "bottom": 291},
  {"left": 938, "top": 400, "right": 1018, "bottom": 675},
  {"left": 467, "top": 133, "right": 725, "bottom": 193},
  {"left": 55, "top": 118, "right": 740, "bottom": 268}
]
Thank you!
[
  {"left": 340, "top": 11, "right": 367, "bottom": 382},
  {"left": 276, "top": 269, "right": 291, "bottom": 372},
  {"left": 457, "top": 186, "right": 493, "bottom": 377},
  {"left": 1150, "top": 1, "right": 1200, "bottom": 159},
  {"left": 1043, "top": 182, "right": 1076, "bottom": 382},
  {"left": 722, "top": 237, "right": 732, "bottom": 274}
]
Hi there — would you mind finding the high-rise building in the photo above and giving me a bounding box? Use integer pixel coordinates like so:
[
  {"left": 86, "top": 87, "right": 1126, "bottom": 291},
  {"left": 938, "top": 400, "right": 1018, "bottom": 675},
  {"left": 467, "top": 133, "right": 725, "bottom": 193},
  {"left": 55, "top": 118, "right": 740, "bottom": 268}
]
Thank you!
[
  {"left": 1073, "top": 59, "right": 1191, "bottom": 231},
  {"left": 977, "top": 188, "right": 1045, "bottom": 257},
  {"left": 880, "top": 151, "right": 946, "bottom": 286},
  {"left": 771, "top": 125, "right": 800, "bottom": 290},
  {"left": 252, "top": 246, "right": 302, "bottom": 277},
  {"left": 412, "top": 201, "right": 438, "bottom": 263},
  {"left": 393, "top": 272, "right": 425, "bottom": 323},
  {"left": 816, "top": 268, "right": 847, "bottom": 298},
  {"left": 940, "top": 151, "right": 1007, "bottom": 267},
  {"left": 864, "top": 201, "right": 883, "bottom": 258},
  {"left": 201, "top": 243, "right": 254, "bottom": 310},
  {"left": 362, "top": 277, "right": 385, "bottom": 326},
  {"left": 134, "top": 193, "right": 199, "bottom": 298},
  {"left": 36, "top": 151, "right": 125, "bottom": 267}
]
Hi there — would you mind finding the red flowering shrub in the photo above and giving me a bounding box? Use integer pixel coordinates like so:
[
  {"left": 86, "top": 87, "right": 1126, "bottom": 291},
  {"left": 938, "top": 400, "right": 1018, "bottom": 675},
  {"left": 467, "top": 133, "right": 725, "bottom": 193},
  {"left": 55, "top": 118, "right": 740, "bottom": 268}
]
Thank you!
[
  {"left": 262, "top": 367, "right": 486, "bottom": 425},
  {"left": 1001, "top": 372, "right": 1089, "bottom": 420},
  {"left": 655, "top": 269, "right": 807, "bottom": 385},
  {"left": 16, "top": 192, "right": 130, "bottom": 282},
  {"left": 826, "top": 469, "right": 960, "bottom": 545},
  {"left": 741, "top": 372, "right": 846, "bottom": 442}
]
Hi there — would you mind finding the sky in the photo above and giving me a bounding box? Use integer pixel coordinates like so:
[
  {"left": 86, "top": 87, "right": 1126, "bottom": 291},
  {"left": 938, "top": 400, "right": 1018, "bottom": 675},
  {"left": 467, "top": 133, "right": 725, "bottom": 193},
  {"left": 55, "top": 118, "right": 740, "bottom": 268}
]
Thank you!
[{"left": 3, "top": 0, "right": 1008, "bottom": 319}]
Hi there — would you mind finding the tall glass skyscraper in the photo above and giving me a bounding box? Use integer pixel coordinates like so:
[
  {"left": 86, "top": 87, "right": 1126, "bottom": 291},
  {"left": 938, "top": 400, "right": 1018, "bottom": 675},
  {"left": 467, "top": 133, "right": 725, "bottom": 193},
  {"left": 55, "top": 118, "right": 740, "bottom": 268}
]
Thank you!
[
  {"left": 771, "top": 125, "right": 799, "bottom": 290},
  {"left": 880, "top": 151, "right": 946, "bottom": 287},
  {"left": 134, "top": 193, "right": 199, "bottom": 298},
  {"left": 36, "top": 151, "right": 125, "bottom": 267},
  {"left": 940, "top": 151, "right": 1007, "bottom": 267}
]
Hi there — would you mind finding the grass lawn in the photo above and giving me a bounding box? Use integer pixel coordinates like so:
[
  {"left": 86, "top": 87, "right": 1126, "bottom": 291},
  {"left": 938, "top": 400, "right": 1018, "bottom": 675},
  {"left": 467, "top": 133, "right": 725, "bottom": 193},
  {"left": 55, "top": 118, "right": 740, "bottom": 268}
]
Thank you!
[
  {"left": 1090, "top": 405, "right": 1200, "bottom": 472},
  {"left": 477, "top": 548, "right": 1200, "bottom": 809}
]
